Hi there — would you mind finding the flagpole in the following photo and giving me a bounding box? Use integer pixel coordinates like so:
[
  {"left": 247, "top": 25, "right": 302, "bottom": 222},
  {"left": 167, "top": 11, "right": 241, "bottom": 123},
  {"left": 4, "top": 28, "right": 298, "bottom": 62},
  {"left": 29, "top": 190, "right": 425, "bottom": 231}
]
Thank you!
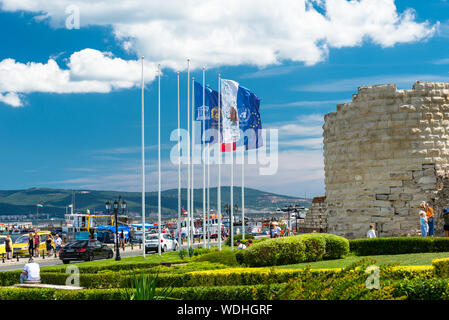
[
  {"left": 140, "top": 56, "right": 146, "bottom": 258},
  {"left": 202, "top": 67, "right": 206, "bottom": 248},
  {"left": 231, "top": 148, "right": 234, "bottom": 251},
  {"left": 191, "top": 77, "right": 195, "bottom": 246},
  {"left": 218, "top": 74, "right": 222, "bottom": 251},
  {"left": 186, "top": 59, "right": 191, "bottom": 251},
  {"left": 177, "top": 72, "right": 182, "bottom": 253},
  {"left": 207, "top": 143, "right": 210, "bottom": 248},
  {"left": 157, "top": 64, "right": 162, "bottom": 257},
  {"left": 242, "top": 146, "right": 245, "bottom": 240}
]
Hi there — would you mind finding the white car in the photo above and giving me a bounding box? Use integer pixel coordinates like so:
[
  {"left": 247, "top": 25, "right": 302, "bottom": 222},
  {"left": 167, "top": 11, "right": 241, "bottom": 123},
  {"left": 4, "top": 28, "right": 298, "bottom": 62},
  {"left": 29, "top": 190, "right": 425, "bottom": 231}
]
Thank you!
[{"left": 145, "top": 233, "right": 178, "bottom": 253}]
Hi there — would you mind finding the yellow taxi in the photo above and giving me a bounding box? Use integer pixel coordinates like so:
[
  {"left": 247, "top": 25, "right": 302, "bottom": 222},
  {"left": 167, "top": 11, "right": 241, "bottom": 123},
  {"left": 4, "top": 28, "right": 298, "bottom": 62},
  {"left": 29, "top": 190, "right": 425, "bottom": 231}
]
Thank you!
[
  {"left": 0, "top": 235, "right": 6, "bottom": 256},
  {"left": 13, "top": 231, "right": 55, "bottom": 257}
]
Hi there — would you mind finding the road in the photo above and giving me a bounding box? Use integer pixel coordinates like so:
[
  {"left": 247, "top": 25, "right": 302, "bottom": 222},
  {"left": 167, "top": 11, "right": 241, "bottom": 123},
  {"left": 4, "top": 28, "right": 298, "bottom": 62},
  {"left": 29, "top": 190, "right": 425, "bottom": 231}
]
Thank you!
[{"left": 0, "top": 239, "right": 219, "bottom": 272}]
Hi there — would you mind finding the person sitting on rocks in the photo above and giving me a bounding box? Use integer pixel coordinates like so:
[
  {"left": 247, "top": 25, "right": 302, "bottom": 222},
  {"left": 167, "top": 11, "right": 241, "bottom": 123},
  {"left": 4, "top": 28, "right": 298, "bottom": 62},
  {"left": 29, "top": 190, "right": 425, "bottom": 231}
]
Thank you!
[{"left": 20, "top": 258, "right": 40, "bottom": 284}]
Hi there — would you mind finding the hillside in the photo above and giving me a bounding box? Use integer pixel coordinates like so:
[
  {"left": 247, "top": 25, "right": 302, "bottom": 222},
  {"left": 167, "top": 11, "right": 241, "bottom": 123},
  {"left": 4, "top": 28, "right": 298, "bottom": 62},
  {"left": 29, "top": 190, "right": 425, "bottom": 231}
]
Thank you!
[{"left": 0, "top": 187, "right": 311, "bottom": 218}]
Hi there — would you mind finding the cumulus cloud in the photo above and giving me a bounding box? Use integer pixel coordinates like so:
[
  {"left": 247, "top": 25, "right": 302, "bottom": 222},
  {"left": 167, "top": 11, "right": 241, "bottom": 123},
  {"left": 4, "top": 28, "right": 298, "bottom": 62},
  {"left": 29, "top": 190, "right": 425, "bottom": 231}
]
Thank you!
[
  {"left": 0, "top": 0, "right": 436, "bottom": 71},
  {"left": 0, "top": 49, "right": 157, "bottom": 106}
]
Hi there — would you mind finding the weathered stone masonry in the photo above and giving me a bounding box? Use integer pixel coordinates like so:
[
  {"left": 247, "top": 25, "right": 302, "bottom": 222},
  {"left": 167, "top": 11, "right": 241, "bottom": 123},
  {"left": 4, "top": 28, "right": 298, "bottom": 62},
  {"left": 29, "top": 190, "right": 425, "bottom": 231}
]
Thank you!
[{"left": 323, "top": 81, "right": 449, "bottom": 239}]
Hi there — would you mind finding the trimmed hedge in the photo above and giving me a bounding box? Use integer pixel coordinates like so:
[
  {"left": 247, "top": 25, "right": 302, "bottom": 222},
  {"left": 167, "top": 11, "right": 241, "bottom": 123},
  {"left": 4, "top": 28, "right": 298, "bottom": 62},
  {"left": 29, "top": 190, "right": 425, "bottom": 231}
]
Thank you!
[
  {"left": 192, "top": 250, "right": 239, "bottom": 267},
  {"left": 0, "top": 284, "right": 286, "bottom": 300},
  {"left": 350, "top": 237, "right": 449, "bottom": 256},
  {"left": 41, "top": 259, "right": 188, "bottom": 274},
  {"left": 241, "top": 233, "right": 349, "bottom": 267},
  {"left": 14, "top": 265, "right": 431, "bottom": 289}
]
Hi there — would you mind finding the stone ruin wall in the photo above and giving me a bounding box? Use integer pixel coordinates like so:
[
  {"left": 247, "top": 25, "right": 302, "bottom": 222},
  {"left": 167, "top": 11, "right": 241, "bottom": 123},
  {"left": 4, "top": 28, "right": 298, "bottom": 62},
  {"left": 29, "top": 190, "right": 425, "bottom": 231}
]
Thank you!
[
  {"left": 323, "top": 81, "right": 449, "bottom": 239},
  {"left": 303, "top": 196, "right": 328, "bottom": 232}
]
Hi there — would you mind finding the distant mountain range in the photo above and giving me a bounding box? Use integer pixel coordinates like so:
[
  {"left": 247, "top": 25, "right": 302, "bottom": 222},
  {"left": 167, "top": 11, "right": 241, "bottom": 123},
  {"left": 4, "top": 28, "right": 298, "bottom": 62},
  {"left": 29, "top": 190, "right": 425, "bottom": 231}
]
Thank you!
[{"left": 0, "top": 187, "right": 311, "bottom": 218}]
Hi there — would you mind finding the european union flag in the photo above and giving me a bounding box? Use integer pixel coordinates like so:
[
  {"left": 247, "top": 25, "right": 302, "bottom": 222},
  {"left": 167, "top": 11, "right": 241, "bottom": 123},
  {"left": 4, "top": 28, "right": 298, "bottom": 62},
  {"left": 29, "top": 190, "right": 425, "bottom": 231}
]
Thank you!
[{"left": 236, "top": 86, "right": 263, "bottom": 150}]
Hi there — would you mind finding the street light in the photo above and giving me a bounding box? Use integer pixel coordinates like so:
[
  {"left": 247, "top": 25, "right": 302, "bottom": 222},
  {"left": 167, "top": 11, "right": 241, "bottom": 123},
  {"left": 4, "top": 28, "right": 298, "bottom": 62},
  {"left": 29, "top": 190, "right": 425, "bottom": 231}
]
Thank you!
[{"left": 113, "top": 197, "right": 121, "bottom": 261}]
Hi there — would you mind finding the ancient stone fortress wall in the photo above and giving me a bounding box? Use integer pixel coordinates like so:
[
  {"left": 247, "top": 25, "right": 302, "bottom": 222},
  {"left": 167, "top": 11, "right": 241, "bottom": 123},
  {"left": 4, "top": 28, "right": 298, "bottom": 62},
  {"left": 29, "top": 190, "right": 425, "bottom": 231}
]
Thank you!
[
  {"left": 303, "top": 196, "right": 328, "bottom": 232},
  {"left": 323, "top": 81, "right": 449, "bottom": 239}
]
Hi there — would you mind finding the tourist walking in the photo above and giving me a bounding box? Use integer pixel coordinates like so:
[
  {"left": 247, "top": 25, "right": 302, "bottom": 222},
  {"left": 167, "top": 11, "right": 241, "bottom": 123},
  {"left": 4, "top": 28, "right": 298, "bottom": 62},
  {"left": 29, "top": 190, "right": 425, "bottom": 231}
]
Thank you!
[
  {"left": 119, "top": 231, "right": 125, "bottom": 251},
  {"left": 425, "top": 202, "right": 435, "bottom": 237},
  {"left": 4, "top": 234, "right": 12, "bottom": 260},
  {"left": 54, "top": 234, "right": 62, "bottom": 257},
  {"left": 236, "top": 239, "right": 246, "bottom": 250},
  {"left": 367, "top": 224, "right": 377, "bottom": 238}
]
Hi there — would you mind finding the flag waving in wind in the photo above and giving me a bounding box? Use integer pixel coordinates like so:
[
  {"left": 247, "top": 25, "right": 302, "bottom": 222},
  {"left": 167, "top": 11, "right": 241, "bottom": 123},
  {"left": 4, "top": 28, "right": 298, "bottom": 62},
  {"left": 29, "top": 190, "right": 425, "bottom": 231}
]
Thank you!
[
  {"left": 236, "top": 85, "right": 263, "bottom": 150},
  {"left": 194, "top": 81, "right": 220, "bottom": 144},
  {"left": 220, "top": 79, "right": 240, "bottom": 152}
]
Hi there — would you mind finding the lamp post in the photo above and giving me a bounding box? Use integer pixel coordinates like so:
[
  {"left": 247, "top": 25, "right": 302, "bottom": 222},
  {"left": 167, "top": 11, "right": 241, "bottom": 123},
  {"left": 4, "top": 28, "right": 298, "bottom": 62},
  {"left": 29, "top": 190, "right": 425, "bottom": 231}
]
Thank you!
[{"left": 113, "top": 197, "right": 121, "bottom": 261}]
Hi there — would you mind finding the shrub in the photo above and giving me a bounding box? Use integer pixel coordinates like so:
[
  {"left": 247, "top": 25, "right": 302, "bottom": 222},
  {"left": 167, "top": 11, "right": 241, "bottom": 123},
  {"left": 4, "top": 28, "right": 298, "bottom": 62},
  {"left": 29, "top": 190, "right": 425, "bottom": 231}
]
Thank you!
[
  {"left": 241, "top": 233, "right": 349, "bottom": 267},
  {"left": 242, "top": 236, "right": 307, "bottom": 267},
  {"left": 349, "top": 237, "right": 449, "bottom": 256},
  {"left": 392, "top": 278, "right": 449, "bottom": 300},
  {"left": 317, "top": 233, "right": 350, "bottom": 259},
  {"left": 275, "top": 258, "right": 403, "bottom": 300},
  {"left": 193, "top": 250, "right": 239, "bottom": 267},
  {"left": 433, "top": 258, "right": 449, "bottom": 278},
  {"left": 0, "top": 288, "right": 57, "bottom": 300}
]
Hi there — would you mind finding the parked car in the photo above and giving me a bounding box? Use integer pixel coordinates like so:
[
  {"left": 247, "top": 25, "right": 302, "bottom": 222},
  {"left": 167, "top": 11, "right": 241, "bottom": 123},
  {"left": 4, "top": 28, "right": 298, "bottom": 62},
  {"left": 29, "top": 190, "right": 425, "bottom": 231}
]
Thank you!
[
  {"left": 59, "top": 239, "right": 113, "bottom": 264},
  {"left": 131, "top": 231, "right": 143, "bottom": 244},
  {"left": 145, "top": 233, "right": 178, "bottom": 253},
  {"left": 13, "top": 231, "right": 55, "bottom": 257}
]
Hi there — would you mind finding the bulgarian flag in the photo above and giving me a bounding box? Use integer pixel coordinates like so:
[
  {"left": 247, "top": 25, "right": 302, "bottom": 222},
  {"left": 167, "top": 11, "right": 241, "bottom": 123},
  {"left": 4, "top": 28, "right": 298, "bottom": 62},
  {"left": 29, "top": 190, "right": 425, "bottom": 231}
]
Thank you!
[{"left": 37, "top": 204, "right": 43, "bottom": 210}]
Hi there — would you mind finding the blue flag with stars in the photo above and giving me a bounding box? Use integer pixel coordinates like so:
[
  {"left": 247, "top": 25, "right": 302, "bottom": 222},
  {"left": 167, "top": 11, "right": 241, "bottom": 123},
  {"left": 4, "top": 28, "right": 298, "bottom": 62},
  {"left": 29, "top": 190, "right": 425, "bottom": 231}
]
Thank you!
[
  {"left": 236, "top": 86, "right": 263, "bottom": 150},
  {"left": 194, "top": 81, "right": 220, "bottom": 145}
]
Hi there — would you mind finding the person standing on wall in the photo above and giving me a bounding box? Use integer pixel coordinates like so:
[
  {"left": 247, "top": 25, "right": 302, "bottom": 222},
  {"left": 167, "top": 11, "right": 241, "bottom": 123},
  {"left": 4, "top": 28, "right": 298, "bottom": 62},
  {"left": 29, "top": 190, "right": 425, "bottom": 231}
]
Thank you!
[{"left": 425, "top": 202, "right": 435, "bottom": 237}]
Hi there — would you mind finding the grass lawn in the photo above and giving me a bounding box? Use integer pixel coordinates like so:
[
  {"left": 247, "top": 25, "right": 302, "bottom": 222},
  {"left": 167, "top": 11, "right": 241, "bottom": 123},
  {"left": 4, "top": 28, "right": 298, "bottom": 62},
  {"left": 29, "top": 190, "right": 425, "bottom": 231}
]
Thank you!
[{"left": 276, "top": 252, "right": 449, "bottom": 269}]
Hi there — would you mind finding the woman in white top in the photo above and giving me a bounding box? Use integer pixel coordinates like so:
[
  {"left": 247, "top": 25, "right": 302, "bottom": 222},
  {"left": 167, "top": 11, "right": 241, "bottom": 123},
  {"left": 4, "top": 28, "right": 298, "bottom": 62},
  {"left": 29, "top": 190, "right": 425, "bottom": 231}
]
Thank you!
[
  {"left": 367, "top": 224, "right": 377, "bottom": 238},
  {"left": 419, "top": 202, "right": 429, "bottom": 237}
]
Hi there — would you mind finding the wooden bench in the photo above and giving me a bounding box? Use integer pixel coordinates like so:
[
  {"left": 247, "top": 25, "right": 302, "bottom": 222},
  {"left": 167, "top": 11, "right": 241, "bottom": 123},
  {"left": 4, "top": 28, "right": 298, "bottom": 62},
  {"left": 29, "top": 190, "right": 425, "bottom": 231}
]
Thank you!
[{"left": 13, "top": 283, "right": 84, "bottom": 290}]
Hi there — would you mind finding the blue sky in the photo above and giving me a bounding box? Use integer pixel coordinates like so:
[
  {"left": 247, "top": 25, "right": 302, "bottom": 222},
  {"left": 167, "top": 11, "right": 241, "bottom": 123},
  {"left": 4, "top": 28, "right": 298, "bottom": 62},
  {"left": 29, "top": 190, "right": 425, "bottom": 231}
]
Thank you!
[{"left": 0, "top": 0, "right": 448, "bottom": 197}]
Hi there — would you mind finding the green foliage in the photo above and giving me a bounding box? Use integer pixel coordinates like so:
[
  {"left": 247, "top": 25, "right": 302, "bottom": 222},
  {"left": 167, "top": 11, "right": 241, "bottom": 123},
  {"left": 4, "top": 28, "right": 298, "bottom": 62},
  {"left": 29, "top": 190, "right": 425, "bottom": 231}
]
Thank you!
[
  {"left": 433, "top": 258, "right": 449, "bottom": 278},
  {"left": 124, "top": 272, "right": 174, "bottom": 300},
  {"left": 350, "top": 237, "right": 449, "bottom": 256},
  {"left": 0, "top": 288, "right": 57, "bottom": 300},
  {"left": 275, "top": 258, "right": 403, "bottom": 300},
  {"left": 392, "top": 278, "right": 449, "bottom": 300},
  {"left": 241, "top": 233, "right": 349, "bottom": 267},
  {"left": 193, "top": 249, "right": 239, "bottom": 267}
]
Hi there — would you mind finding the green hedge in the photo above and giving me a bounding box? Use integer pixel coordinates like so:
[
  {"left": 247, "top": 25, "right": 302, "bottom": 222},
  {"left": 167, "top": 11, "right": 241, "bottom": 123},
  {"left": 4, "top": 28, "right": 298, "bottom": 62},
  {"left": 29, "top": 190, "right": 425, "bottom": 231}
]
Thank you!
[
  {"left": 241, "top": 233, "right": 349, "bottom": 267},
  {"left": 350, "top": 237, "right": 449, "bottom": 256},
  {"left": 40, "top": 259, "right": 187, "bottom": 274},
  {"left": 392, "top": 278, "right": 449, "bottom": 300},
  {"left": 433, "top": 258, "right": 449, "bottom": 278},
  {"left": 0, "top": 284, "right": 286, "bottom": 300},
  {"left": 192, "top": 250, "right": 239, "bottom": 267}
]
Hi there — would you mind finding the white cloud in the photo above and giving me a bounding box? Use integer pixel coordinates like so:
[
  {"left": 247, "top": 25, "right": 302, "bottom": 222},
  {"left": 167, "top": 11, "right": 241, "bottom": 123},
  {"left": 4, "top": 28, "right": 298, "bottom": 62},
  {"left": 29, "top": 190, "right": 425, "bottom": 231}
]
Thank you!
[
  {"left": 0, "top": 49, "right": 157, "bottom": 106},
  {"left": 0, "top": 0, "right": 436, "bottom": 71},
  {"left": 0, "top": 92, "right": 22, "bottom": 107}
]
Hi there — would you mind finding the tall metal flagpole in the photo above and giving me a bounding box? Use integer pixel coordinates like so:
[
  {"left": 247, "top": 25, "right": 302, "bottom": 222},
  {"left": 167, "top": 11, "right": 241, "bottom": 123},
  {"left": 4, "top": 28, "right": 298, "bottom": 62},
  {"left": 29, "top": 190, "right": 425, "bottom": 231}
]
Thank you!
[
  {"left": 231, "top": 147, "right": 234, "bottom": 250},
  {"left": 191, "top": 77, "right": 195, "bottom": 245},
  {"left": 141, "top": 56, "right": 146, "bottom": 258},
  {"left": 242, "top": 146, "right": 245, "bottom": 240},
  {"left": 177, "top": 72, "right": 182, "bottom": 253},
  {"left": 207, "top": 143, "right": 211, "bottom": 248},
  {"left": 157, "top": 64, "right": 162, "bottom": 257},
  {"left": 186, "top": 59, "right": 191, "bottom": 251},
  {"left": 202, "top": 67, "right": 206, "bottom": 248},
  {"left": 218, "top": 74, "right": 222, "bottom": 251}
]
